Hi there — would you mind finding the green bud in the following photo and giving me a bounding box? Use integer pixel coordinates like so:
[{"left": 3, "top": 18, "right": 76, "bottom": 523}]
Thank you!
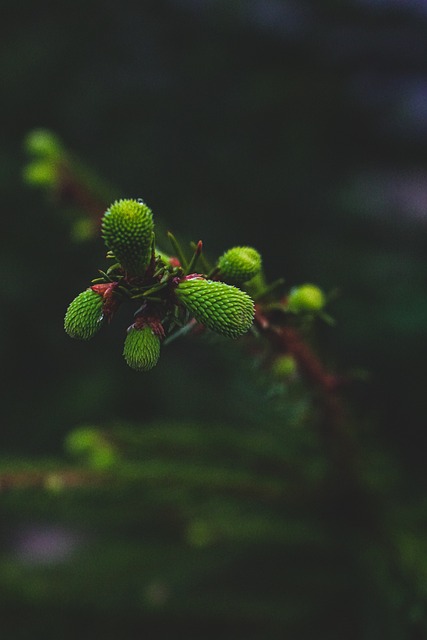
[
  {"left": 25, "top": 128, "right": 62, "bottom": 159},
  {"left": 123, "top": 325, "right": 161, "bottom": 371},
  {"left": 64, "top": 289, "right": 104, "bottom": 340},
  {"left": 23, "top": 160, "right": 59, "bottom": 187},
  {"left": 271, "top": 354, "right": 297, "bottom": 378},
  {"left": 71, "top": 218, "right": 97, "bottom": 243},
  {"left": 218, "top": 246, "right": 262, "bottom": 284},
  {"left": 175, "top": 278, "right": 255, "bottom": 338},
  {"left": 101, "top": 199, "right": 154, "bottom": 276},
  {"left": 65, "top": 426, "right": 118, "bottom": 469},
  {"left": 287, "top": 284, "right": 325, "bottom": 313}
]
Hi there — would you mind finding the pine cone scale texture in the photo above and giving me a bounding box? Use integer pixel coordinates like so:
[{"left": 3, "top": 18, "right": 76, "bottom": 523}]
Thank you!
[{"left": 176, "top": 279, "right": 254, "bottom": 338}]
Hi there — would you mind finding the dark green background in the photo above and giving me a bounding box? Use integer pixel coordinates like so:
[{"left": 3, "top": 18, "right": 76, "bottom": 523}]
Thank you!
[{"left": 1, "top": 1, "right": 427, "bottom": 637}]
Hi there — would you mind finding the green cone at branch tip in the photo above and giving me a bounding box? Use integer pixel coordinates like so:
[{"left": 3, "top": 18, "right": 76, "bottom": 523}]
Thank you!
[
  {"left": 287, "top": 283, "right": 325, "bottom": 313},
  {"left": 217, "top": 246, "right": 262, "bottom": 284},
  {"left": 64, "top": 288, "right": 104, "bottom": 340},
  {"left": 123, "top": 325, "right": 161, "bottom": 371},
  {"left": 101, "top": 199, "right": 154, "bottom": 276},
  {"left": 175, "top": 278, "right": 255, "bottom": 338}
]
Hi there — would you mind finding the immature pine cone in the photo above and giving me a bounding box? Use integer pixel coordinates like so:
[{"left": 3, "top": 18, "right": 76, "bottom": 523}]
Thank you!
[
  {"left": 101, "top": 199, "right": 154, "bottom": 276},
  {"left": 123, "top": 325, "right": 161, "bottom": 371},
  {"left": 64, "top": 289, "right": 104, "bottom": 340},
  {"left": 175, "top": 278, "right": 255, "bottom": 338}
]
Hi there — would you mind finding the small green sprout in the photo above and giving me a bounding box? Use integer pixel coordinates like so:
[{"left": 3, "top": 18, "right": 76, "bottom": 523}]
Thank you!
[
  {"left": 217, "top": 246, "right": 262, "bottom": 284},
  {"left": 287, "top": 284, "right": 326, "bottom": 313}
]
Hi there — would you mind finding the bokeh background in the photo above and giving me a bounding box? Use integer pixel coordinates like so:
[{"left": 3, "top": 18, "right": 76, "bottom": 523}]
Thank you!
[{"left": 1, "top": 1, "right": 427, "bottom": 638}]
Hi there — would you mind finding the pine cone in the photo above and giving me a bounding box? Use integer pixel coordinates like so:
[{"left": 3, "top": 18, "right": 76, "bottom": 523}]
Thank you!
[
  {"left": 123, "top": 325, "right": 161, "bottom": 371},
  {"left": 175, "top": 278, "right": 254, "bottom": 338},
  {"left": 64, "top": 289, "right": 104, "bottom": 340},
  {"left": 101, "top": 199, "right": 154, "bottom": 276}
]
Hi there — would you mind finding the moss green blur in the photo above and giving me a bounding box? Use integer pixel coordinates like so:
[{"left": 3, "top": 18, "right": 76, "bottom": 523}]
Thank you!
[{"left": 65, "top": 426, "right": 118, "bottom": 469}]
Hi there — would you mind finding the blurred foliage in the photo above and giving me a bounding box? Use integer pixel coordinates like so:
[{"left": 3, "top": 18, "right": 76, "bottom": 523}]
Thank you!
[{"left": 2, "top": 0, "right": 427, "bottom": 638}]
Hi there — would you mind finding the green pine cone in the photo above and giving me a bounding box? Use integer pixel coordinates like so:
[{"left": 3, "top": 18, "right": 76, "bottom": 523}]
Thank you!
[
  {"left": 64, "top": 289, "right": 104, "bottom": 340},
  {"left": 175, "top": 278, "right": 255, "bottom": 338},
  {"left": 123, "top": 325, "right": 161, "bottom": 371},
  {"left": 218, "top": 246, "right": 262, "bottom": 284},
  {"left": 101, "top": 199, "right": 154, "bottom": 276}
]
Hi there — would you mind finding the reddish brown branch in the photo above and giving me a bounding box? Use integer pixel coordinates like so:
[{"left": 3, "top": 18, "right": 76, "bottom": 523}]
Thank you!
[
  {"left": 57, "top": 163, "right": 107, "bottom": 224},
  {"left": 254, "top": 308, "right": 343, "bottom": 393},
  {"left": 255, "top": 308, "right": 357, "bottom": 474},
  {"left": 0, "top": 469, "right": 104, "bottom": 493},
  {"left": 271, "top": 324, "right": 341, "bottom": 393}
]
